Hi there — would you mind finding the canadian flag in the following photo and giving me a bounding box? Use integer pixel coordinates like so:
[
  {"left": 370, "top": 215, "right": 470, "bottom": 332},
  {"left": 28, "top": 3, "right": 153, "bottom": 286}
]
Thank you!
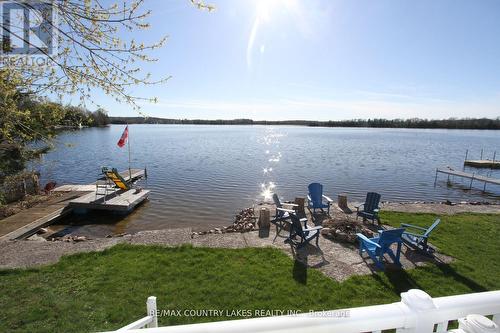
[{"left": 117, "top": 125, "right": 129, "bottom": 148}]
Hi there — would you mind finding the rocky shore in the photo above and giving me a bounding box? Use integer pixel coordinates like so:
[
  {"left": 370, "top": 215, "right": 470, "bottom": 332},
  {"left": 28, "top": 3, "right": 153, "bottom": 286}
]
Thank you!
[{"left": 190, "top": 208, "right": 257, "bottom": 238}]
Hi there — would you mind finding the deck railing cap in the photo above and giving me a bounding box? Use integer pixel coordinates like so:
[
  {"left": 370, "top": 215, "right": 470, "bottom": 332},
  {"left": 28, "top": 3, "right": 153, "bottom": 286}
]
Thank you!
[
  {"left": 460, "top": 314, "right": 499, "bottom": 333},
  {"left": 401, "top": 289, "right": 437, "bottom": 311}
]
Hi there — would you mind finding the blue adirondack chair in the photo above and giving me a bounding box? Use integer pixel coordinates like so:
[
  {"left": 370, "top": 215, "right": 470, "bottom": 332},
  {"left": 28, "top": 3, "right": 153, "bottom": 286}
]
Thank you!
[
  {"left": 307, "top": 183, "right": 333, "bottom": 214},
  {"left": 401, "top": 218, "right": 441, "bottom": 253},
  {"left": 356, "top": 228, "right": 405, "bottom": 270},
  {"left": 286, "top": 213, "right": 323, "bottom": 248},
  {"left": 272, "top": 194, "right": 298, "bottom": 234},
  {"left": 356, "top": 192, "right": 381, "bottom": 224}
]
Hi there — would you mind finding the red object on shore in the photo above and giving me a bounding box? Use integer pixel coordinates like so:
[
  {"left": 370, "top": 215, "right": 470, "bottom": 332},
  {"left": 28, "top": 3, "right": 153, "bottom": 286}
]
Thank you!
[
  {"left": 117, "top": 126, "right": 129, "bottom": 148},
  {"left": 43, "top": 181, "right": 57, "bottom": 194}
]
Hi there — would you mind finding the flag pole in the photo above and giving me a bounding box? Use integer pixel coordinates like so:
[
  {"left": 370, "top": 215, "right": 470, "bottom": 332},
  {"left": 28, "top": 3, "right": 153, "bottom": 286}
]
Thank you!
[{"left": 127, "top": 124, "right": 131, "bottom": 181}]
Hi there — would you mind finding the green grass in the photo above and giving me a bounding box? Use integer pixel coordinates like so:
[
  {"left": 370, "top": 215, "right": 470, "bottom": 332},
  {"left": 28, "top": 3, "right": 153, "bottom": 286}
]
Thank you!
[
  {"left": 0, "top": 212, "right": 499, "bottom": 333},
  {"left": 381, "top": 212, "right": 500, "bottom": 292}
]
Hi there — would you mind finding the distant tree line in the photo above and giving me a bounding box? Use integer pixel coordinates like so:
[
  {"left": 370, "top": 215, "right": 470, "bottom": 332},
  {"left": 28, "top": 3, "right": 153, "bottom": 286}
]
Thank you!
[
  {"left": 109, "top": 117, "right": 500, "bottom": 129},
  {"left": 110, "top": 117, "right": 254, "bottom": 125}
]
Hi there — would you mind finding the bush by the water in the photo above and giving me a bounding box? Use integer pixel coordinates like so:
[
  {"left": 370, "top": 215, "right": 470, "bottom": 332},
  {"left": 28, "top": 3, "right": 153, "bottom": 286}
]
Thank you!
[{"left": 0, "top": 71, "right": 110, "bottom": 179}]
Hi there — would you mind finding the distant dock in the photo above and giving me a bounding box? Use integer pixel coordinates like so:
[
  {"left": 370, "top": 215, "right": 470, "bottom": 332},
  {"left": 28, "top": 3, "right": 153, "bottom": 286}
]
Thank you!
[
  {"left": 0, "top": 169, "right": 148, "bottom": 241},
  {"left": 463, "top": 149, "right": 499, "bottom": 169},
  {"left": 464, "top": 160, "right": 500, "bottom": 169},
  {"left": 435, "top": 166, "right": 500, "bottom": 192}
]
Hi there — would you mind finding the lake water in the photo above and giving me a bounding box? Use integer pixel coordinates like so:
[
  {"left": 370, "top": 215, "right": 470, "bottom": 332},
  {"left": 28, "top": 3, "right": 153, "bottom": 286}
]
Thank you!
[{"left": 34, "top": 125, "right": 500, "bottom": 236}]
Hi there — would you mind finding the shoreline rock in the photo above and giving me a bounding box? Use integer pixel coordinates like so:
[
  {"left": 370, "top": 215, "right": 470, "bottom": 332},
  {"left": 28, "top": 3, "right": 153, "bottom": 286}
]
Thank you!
[{"left": 191, "top": 207, "right": 256, "bottom": 238}]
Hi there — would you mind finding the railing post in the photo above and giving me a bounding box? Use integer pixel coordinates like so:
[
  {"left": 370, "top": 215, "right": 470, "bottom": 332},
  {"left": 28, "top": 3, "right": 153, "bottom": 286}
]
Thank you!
[
  {"left": 398, "top": 289, "right": 438, "bottom": 333},
  {"left": 436, "top": 321, "right": 449, "bottom": 333},
  {"left": 458, "top": 314, "right": 499, "bottom": 333},
  {"left": 492, "top": 314, "right": 500, "bottom": 327},
  {"left": 147, "top": 296, "right": 158, "bottom": 328}
]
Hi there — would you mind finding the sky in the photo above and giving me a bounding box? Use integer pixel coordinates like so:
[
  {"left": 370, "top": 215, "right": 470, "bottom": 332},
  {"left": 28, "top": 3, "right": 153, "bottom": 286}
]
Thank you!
[{"left": 88, "top": 0, "right": 500, "bottom": 120}]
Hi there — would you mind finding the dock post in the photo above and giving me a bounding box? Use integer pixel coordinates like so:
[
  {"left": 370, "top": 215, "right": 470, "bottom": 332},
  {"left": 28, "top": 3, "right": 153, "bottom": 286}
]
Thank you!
[
  {"left": 483, "top": 181, "right": 487, "bottom": 192},
  {"left": 480, "top": 149, "right": 483, "bottom": 160},
  {"left": 463, "top": 149, "right": 468, "bottom": 170},
  {"left": 491, "top": 151, "right": 497, "bottom": 176},
  {"left": 469, "top": 173, "right": 474, "bottom": 189},
  {"left": 434, "top": 169, "right": 438, "bottom": 186}
]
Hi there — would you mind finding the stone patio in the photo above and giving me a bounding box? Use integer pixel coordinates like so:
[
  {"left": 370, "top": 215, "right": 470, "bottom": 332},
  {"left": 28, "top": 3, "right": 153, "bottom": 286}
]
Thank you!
[{"left": 214, "top": 203, "right": 453, "bottom": 281}]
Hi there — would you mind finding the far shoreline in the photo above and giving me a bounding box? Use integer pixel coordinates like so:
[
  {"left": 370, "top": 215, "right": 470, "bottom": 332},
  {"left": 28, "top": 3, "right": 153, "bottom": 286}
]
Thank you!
[{"left": 108, "top": 116, "right": 500, "bottom": 130}]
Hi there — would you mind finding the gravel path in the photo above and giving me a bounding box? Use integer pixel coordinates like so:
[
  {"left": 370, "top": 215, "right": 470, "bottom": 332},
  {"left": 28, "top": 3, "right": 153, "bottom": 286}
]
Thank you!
[{"left": 380, "top": 202, "right": 500, "bottom": 214}]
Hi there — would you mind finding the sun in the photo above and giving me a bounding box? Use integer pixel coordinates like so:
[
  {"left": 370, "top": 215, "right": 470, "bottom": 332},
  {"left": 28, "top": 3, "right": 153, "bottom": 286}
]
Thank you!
[
  {"left": 247, "top": 0, "right": 300, "bottom": 69},
  {"left": 255, "top": 0, "right": 298, "bottom": 22}
]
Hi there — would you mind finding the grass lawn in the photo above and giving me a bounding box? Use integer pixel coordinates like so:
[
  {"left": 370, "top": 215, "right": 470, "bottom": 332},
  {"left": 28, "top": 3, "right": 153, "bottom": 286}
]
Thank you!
[{"left": 0, "top": 212, "right": 499, "bottom": 332}]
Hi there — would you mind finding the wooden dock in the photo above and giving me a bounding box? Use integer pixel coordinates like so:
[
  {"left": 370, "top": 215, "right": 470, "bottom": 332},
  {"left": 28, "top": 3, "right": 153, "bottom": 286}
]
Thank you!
[
  {"left": 69, "top": 188, "right": 150, "bottom": 212},
  {"left": 66, "top": 168, "right": 149, "bottom": 212},
  {"left": 53, "top": 169, "right": 146, "bottom": 192},
  {"left": 464, "top": 160, "right": 500, "bottom": 169},
  {"left": 98, "top": 168, "right": 146, "bottom": 182},
  {"left": 0, "top": 191, "right": 88, "bottom": 241},
  {"left": 0, "top": 169, "right": 148, "bottom": 240},
  {"left": 435, "top": 166, "right": 500, "bottom": 191}
]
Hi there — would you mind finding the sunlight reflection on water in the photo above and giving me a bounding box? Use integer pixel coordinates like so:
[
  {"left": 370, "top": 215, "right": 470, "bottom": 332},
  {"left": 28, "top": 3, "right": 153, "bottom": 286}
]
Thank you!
[{"left": 259, "top": 127, "right": 284, "bottom": 201}]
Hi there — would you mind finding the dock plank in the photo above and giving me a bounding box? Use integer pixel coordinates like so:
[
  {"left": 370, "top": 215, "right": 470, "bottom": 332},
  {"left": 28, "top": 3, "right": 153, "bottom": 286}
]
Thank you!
[
  {"left": 55, "top": 169, "right": 146, "bottom": 192},
  {"left": 464, "top": 159, "right": 500, "bottom": 169},
  {"left": 97, "top": 168, "right": 145, "bottom": 182},
  {"left": 69, "top": 189, "right": 150, "bottom": 212},
  {"left": 0, "top": 191, "right": 90, "bottom": 240},
  {"left": 54, "top": 184, "right": 98, "bottom": 192}
]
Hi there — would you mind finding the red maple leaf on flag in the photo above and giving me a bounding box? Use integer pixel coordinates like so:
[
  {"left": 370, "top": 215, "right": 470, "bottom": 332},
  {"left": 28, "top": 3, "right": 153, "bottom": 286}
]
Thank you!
[{"left": 117, "top": 126, "right": 129, "bottom": 148}]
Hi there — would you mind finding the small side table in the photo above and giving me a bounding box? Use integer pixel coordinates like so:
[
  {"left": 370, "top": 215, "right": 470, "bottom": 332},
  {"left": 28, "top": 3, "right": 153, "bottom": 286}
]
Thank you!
[
  {"left": 338, "top": 193, "right": 348, "bottom": 209},
  {"left": 258, "top": 207, "right": 270, "bottom": 229}
]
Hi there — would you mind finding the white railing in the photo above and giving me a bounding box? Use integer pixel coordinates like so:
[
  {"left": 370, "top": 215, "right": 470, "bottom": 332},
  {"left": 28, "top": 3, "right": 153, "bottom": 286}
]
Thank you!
[
  {"left": 114, "top": 297, "right": 158, "bottom": 331},
  {"left": 100, "top": 289, "right": 500, "bottom": 333}
]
